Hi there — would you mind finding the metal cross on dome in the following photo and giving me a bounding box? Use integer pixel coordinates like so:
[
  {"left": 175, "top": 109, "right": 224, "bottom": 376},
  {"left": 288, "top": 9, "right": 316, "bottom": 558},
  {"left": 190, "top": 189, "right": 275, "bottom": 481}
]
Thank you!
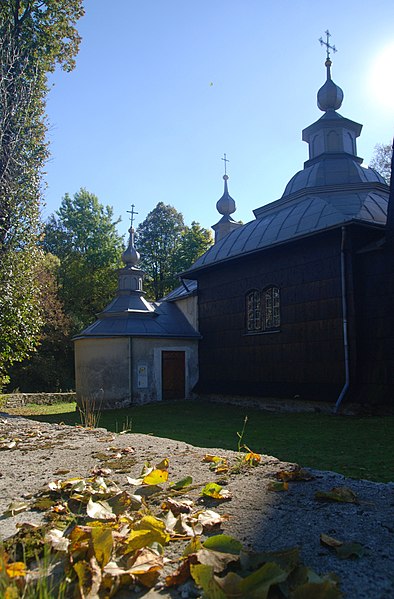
[
  {"left": 127, "top": 204, "right": 138, "bottom": 228},
  {"left": 319, "top": 30, "right": 337, "bottom": 61},
  {"left": 221, "top": 153, "right": 230, "bottom": 175}
]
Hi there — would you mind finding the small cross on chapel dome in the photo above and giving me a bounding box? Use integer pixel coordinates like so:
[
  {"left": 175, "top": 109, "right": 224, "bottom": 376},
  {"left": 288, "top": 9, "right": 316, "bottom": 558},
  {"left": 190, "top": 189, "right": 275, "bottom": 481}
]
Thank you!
[
  {"left": 319, "top": 29, "right": 337, "bottom": 63},
  {"left": 127, "top": 204, "right": 138, "bottom": 230},
  {"left": 221, "top": 153, "right": 230, "bottom": 180}
]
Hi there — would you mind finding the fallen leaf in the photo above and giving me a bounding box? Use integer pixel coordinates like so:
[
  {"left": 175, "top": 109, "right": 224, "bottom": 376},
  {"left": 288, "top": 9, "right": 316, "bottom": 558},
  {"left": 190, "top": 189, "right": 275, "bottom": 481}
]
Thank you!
[
  {"left": 268, "top": 480, "right": 289, "bottom": 492},
  {"left": 320, "top": 534, "right": 343, "bottom": 548},
  {"left": 201, "top": 482, "right": 232, "bottom": 501},
  {"left": 3, "top": 501, "right": 29, "bottom": 518},
  {"left": 239, "top": 562, "right": 288, "bottom": 599},
  {"left": 196, "top": 548, "right": 239, "bottom": 573},
  {"left": 203, "top": 534, "right": 243, "bottom": 555},
  {"left": 276, "top": 467, "right": 314, "bottom": 481},
  {"left": 161, "top": 497, "right": 194, "bottom": 515},
  {"left": 315, "top": 487, "right": 358, "bottom": 503},
  {"left": 292, "top": 581, "right": 343, "bottom": 598},
  {"left": 171, "top": 475, "right": 193, "bottom": 490},
  {"left": 86, "top": 498, "right": 116, "bottom": 521},
  {"left": 142, "top": 468, "right": 169, "bottom": 486},
  {"left": 190, "top": 563, "right": 227, "bottom": 599}
]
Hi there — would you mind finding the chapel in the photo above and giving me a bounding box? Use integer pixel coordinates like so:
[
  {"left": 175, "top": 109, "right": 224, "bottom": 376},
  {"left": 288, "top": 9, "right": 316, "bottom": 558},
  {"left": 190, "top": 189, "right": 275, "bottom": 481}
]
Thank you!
[{"left": 74, "top": 47, "right": 393, "bottom": 411}]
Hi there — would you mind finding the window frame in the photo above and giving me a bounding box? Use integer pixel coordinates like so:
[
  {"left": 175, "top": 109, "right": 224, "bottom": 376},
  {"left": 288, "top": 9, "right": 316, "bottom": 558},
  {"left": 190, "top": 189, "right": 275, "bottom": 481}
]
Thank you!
[{"left": 245, "top": 286, "right": 281, "bottom": 334}]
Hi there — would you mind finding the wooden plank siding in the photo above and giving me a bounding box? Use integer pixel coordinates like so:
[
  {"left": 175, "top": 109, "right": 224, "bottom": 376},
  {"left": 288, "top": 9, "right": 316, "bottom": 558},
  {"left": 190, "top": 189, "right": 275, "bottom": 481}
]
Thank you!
[
  {"left": 354, "top": 240, "right": 394, "bottom": 404},
  {"left": 194, "top": 229, "right": 360, "bottom": 401}
]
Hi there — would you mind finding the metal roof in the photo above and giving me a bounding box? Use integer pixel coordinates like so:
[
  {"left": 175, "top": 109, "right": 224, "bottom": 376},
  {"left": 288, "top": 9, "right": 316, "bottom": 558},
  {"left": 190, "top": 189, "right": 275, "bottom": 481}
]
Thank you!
[
  {"left": 161, "top": 279, "right": 198, "bottom": 302},
  {"left": 185, "top": 185, "right": 389, "bottom": 273},
  {"left": 74, "top": 300, "right": 200, "bottom": 339}
]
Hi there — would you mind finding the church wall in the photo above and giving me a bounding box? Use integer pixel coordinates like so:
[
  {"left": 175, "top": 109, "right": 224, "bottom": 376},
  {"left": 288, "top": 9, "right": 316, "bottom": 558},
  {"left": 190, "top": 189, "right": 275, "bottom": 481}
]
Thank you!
[
  {"left": 195, "top": 230, "right": 351, "bottom": 401},
  {"left": 353, "top": 243, "right": 394, "bottom": 405},
  {"left": 131, "top": 338, "right": 199, "bottom": 403},
  {"left": 75, "top": 336, "right": 199, "bottom": 408},
  {"left": 74, "top": 337, "right": 130, "bottom": 408},
  {"left": 173, "top": 295, "right": 199, "bottom": 330}
]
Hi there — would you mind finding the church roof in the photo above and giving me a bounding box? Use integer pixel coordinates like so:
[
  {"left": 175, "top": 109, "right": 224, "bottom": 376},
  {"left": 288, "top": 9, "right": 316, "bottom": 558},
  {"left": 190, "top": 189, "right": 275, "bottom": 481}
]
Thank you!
[
  {"left": 185, "top": 187, "right": 388, "bottom": 273},
  {"left": 183, "top": 52, "right": 390, "bottom": 276},
  {"left": 74, "top": 300, "right": 200, "bottom": 339}
]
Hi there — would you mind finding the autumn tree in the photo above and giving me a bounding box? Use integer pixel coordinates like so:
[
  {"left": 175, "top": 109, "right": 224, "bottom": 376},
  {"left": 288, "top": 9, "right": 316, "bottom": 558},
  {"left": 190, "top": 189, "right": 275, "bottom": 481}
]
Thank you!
[
  {"left": 136, "top": 203, "right": 213, "bottom": 300},
  {"left": 44, "top": 189, "right": 125, "bottom": 332},
  {"left": 370, "top": 143, "right": 392, "bottom": 185},
  {"left": 6, "top": 254, "right": 73, "bottom": 392},
  {"left": 0, "top": 0, "right": 84, "bottom": 387}
]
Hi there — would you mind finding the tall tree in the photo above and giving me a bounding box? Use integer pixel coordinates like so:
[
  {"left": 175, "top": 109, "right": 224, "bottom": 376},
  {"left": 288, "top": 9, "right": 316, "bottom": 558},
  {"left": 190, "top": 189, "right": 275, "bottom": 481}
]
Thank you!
[
  {"left": 0, "top": 1, "right": 84, "bottom": 387},
  {"left": 44, "top": 189, "right": 125, "bottom": 331},
  {"left": 136, "top": 203, "right": 213, "bottom": 300},
  {"left": 370, "top": 143, "right": 392, "bottom": 185}
]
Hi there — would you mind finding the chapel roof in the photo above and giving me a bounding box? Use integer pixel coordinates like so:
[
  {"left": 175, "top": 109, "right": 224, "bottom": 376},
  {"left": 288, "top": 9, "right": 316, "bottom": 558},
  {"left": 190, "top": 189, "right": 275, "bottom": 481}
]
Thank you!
[
  {"left": 75, "top": 208, "right": 200, "bottom": 340},
  {"left": 183, "top": 52, "right": 390, "bottom": 276}
]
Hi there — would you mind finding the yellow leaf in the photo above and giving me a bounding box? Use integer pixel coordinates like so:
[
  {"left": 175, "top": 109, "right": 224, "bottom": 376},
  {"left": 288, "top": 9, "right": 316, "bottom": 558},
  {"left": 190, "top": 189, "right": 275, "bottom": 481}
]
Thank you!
[
  {"left": 91, "top": 527, "right": 113, "bottom": 568},
  {"left": 244, "top": 451, "right": 261, "bottom": 465},
  {"left": 203, "top": 454, "right": 223, "bottom": 463},
  {"left": 6, "top": 562, "right": 26, "bottom": 578},
  {"left": 142, "top": 469, "right": 169, "bottom": 485},
  {"left": 155, "top": 458, "right": 169, "bottom": 470},
  {"left": 126, "top": 516, "right": 169, "bottom": 552}
]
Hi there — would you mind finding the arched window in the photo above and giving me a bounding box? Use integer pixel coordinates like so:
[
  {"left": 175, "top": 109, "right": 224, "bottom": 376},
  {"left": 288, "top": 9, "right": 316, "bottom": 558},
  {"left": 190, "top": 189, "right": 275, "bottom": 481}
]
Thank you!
[
  {"left": 246, "top": 287, "right": 280, "bottom": 333},
  {"left": 246, "top": 289, "right": 261, "bottom": 332},
  {"left": 263, "top": 286, "right": 280, "bottom": 330}
]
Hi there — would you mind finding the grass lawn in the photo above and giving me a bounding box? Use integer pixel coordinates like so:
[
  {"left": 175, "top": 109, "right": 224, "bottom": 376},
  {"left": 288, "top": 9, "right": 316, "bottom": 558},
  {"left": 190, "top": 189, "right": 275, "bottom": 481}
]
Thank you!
[{"left": 5, "top": 400, "right": 393, "bottom": 483}]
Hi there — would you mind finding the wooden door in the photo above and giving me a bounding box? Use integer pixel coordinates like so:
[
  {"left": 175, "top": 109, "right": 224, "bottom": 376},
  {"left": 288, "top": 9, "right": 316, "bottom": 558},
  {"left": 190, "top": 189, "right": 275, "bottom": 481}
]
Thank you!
[{"left": 162, "top": 351, "right": 185, "bottom": 400}]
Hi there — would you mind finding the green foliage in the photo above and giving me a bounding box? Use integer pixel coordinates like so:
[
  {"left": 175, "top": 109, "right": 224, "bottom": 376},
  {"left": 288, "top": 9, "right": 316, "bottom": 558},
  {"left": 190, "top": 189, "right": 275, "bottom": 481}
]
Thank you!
[
  {"left": 44, "top": 188, "right": 124, "bottom": 331},
  {"left": 0, "top": 1, "right": 84, "bottom": 389},
  {"left": 369, "top": 142, "right": 392, "bottom": 185},
  {"left": 0, "top": 248, "right": 44, "bottom": 387},
  {"left": 137, "top": 202, "right": 213, "bottom": 299},
  {"left": 6, "top": 253, "right": 72, "bottom": 392}
]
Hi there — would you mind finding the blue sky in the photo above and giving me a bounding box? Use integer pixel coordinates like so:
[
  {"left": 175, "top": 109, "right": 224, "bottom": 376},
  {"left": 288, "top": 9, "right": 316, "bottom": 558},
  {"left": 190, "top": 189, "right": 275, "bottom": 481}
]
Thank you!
[{"left": 43, "top": 0, "right": 394, "bottom": 238}]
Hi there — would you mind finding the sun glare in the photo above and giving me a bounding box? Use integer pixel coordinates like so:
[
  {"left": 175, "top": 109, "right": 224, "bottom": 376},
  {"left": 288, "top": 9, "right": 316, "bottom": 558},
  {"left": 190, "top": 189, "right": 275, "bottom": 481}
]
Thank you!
[{"left": 368, "top": 42, "right": 394, "bottom": 114}]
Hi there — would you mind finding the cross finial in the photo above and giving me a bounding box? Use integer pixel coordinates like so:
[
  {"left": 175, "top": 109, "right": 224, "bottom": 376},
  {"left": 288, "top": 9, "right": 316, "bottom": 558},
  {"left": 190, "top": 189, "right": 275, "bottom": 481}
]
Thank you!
[
  {"left": 319, "top": 30, "right": 337, "bottom": 61},
  {"left": 127, "top": 204, "right": 138, "bottom": 228},
  {"left": 221, "top": 153, "right": 230, "bottom": 176}
]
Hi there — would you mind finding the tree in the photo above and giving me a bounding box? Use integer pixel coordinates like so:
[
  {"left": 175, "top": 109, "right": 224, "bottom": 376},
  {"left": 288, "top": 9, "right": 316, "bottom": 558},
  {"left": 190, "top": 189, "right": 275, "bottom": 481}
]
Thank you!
[
  {"left": 6, "top": 253, "right": 73, "bottom": 392},
  {"left": 369, "top": 143, "right": 392, "bottom": 185},
  {"left": 44, "top": 189, "right": 125, "bottom": 331},
  {"left": 136, "top": 203, "right": 213, "bottom": 300},
  {"left": 0, "top": 1, "right": 84, "bottom": 387}
]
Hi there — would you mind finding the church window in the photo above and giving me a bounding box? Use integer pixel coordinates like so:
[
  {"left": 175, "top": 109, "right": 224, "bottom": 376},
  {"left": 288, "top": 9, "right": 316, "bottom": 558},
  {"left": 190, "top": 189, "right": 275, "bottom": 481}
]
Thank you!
[
  {"left": 246, "top": 287, "right": 280, "bottom": 333},
  {"left": 246, "top": 290, "right": 261, "bottom": 332},
  {"left": 263, "top": 286, "right": 280, "bottom": 330}
]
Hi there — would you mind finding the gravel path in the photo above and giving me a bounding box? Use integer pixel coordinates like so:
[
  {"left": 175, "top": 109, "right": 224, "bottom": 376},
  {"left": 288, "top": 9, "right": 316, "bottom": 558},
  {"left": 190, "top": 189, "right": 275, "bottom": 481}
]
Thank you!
[{"left": 0, "top": 414, "right": 393, "bottom": 598}]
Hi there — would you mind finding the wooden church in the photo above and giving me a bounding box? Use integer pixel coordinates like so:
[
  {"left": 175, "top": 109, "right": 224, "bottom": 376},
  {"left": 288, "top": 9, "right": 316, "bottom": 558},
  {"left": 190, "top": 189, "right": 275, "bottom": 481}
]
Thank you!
[{"left": 74, "top": 49, "right": 393, "bottom": 411}]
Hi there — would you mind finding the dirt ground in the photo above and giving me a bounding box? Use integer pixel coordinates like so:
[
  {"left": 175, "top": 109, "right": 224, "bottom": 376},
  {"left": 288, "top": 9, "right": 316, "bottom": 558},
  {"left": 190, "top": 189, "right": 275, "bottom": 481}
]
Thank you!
[{"left": 0, "top": 414, "right": 393, "bottom": 598}]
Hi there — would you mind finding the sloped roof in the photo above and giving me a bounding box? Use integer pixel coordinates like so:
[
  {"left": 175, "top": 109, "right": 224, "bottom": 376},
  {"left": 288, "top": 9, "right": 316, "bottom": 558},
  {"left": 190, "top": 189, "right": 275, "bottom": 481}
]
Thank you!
[
  {"left": 161, "top": 279, "right": 198, "bottom": 302},
  {"left": 185, "top": 185, "right": 388, "bottom": 274},
  {"left": 74, "top": 300, "right": 200, "bottom": 339}
]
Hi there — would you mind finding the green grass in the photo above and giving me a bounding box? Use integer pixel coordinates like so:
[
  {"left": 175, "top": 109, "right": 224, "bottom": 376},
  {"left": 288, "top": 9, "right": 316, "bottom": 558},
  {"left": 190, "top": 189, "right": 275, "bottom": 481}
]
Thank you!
[{"left": 6, "top": 400, "right": 394, "bottom": 483}]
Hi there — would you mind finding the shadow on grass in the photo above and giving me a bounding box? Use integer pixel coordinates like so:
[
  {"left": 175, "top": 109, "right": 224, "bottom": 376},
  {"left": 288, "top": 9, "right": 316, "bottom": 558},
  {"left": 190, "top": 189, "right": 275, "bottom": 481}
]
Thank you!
[{"left": 23, "top": 400, "right": 394, "bottom": 483}]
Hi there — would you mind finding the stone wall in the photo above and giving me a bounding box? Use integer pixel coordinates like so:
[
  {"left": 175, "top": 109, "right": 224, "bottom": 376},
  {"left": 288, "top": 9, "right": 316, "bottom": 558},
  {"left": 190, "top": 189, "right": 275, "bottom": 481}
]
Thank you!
[{"left": 1, "top": 393, "right": 76, "bottom": 409}]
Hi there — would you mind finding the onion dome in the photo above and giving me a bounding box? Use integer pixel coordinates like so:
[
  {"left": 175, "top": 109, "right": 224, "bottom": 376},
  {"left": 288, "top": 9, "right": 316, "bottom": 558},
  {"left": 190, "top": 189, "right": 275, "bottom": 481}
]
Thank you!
[
  {"left": 317, "top": 59, "right": 344, "bottom": 112},
  {"left": 122, "top": 226, "right": 140, "bottom": 267},
  {"left": 216, "top": 175, "right": 236, "bottom": 216}
]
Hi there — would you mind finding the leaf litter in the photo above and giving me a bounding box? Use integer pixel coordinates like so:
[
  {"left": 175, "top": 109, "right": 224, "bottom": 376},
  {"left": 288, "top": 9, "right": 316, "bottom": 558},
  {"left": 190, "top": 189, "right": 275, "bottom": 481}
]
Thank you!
[{"left": 1, "top": 416, "right": 392, "bottom": 598}]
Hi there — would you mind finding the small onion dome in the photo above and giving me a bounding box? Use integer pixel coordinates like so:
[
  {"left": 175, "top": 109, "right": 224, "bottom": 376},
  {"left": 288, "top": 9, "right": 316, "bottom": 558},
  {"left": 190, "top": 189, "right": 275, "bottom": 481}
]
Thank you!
[
  {"left": 216, "top": 174, "right": 236, "bottom": 216},
  {"left": 317, "top": 59, "right": 344, "bottom": 112},
  {"left": 122, "top": 227, "right": 140, "bottom": 267}
]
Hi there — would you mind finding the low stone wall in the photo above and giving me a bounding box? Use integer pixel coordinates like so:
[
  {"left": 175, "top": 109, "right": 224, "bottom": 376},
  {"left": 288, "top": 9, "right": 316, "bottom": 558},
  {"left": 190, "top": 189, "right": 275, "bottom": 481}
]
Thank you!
[{"left": 1, "top": 392, "right": 76, "bottom": 409}]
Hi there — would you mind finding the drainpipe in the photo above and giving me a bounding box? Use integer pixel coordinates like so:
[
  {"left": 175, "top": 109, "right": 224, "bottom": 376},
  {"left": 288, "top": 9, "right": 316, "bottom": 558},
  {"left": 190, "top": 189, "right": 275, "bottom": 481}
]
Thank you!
[
  {"left": 335, "top": 226, "right": 350, "bottom": 413},
  {"left": 128, "top": 337, "right": 133, "bottom": 405}
]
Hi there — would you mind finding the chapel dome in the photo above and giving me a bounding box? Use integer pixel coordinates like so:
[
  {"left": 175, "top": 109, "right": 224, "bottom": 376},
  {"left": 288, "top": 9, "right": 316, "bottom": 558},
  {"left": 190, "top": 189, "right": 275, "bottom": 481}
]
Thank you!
[{"left": 282, "top": 158, "right": 386, "bottom": 198}]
